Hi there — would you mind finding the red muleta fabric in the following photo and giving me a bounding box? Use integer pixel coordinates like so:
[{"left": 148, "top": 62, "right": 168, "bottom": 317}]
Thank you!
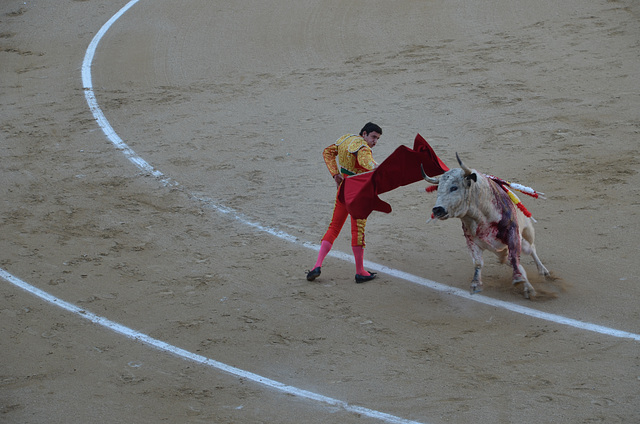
[{"left": 338, "top": 134, "right": 449, "bottom": 219}]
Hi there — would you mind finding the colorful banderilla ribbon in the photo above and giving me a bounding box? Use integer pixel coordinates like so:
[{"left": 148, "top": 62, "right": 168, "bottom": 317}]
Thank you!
[{"left": 487, "top": 175, "right": 545, "bottom": 222}]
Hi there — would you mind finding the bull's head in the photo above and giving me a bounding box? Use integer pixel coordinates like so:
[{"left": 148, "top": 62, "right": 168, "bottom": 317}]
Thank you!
[{"left": 423, "top": 153, "right": 478, "bottom": 220}]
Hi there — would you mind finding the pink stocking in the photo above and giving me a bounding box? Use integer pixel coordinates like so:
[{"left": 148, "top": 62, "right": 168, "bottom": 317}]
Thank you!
[
  {"left": 313, "top": 240, "right": 333, "bottom": 269},
  {"left": 352, "top": 246, "right": 370, "bottom": 276}
]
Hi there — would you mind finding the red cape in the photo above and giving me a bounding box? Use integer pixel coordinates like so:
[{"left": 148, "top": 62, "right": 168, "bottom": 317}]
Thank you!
[{"left": 338, "top": 134, "right": 449, "bottom": 219}]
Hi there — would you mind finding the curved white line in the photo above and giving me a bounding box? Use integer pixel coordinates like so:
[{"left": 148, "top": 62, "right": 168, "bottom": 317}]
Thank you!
[
  {"left": 82, "top": 0, "right": 174, "bottom": 186},
  {"left": 0, "top": 268, "right": 423, "bottom": 424}
]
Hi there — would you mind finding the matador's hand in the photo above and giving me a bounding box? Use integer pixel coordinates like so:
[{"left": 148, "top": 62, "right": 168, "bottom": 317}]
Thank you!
[{"left": 334, "top": 174, "right": 344, "bottom": 188}]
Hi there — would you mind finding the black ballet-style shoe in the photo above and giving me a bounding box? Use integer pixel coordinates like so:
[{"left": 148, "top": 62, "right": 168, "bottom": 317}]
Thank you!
[
  {"left": 355, "top": 272, "right": 377, "bottom": 283},
  {"left": 306, "top": 267, "right": 321, "bottom": 281}
]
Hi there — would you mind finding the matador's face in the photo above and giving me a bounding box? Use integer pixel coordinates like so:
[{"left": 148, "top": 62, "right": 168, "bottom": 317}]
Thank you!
[{"left": 362, "top": 131, "right": 381, "bottom": 148}]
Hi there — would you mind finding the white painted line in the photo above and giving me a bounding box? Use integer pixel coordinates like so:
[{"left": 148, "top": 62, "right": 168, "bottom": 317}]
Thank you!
[
  {"left": 372, "top": 265, "right": 640, "bottom": 341},
  {"left": 0, "top": 268, "right": 424, "bottom": 424},
  {"left": 82, "top": 0, "right": 174, "bottom": 187}
]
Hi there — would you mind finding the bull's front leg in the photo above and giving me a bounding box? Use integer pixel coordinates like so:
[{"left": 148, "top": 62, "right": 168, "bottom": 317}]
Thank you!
[
  {"left": 465, "top": 237, "right": 485, "bottom": 294},
  {"left": 507, "top": 233, "right": 536, "bottom": 299},
  {"left": 471, "top": 264, "right": 483, "bottom": 293}
]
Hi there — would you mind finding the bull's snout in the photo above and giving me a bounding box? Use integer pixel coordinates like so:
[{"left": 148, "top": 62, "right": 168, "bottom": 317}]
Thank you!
[{"left": 432, "top": 206, "right": 447, "bottom": 218}]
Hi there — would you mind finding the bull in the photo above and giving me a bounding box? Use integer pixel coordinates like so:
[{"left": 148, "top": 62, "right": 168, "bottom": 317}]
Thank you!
[{"left": 422, "top": 154, "right": 550, "bottom": 299}]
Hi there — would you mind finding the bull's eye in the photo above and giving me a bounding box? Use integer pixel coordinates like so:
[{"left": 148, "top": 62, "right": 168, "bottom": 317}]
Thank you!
[{"left": 450, "top": 186, "right": 458, "bottom": 192}]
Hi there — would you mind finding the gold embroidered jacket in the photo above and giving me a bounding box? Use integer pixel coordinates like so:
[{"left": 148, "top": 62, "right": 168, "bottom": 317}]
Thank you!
[{"left": 322, "top": 134, "right": 377, "bottom": 177}]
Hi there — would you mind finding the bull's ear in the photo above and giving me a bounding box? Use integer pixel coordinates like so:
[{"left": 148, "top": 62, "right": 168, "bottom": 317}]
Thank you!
[{"left": 465, "top": 173, "right": 477, "bottom": 185}]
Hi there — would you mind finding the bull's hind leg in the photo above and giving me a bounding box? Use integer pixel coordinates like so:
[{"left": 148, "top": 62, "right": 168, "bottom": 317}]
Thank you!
[
  {"left": 496, "top": 247, "right": 509, "bottom": 264},
  {"left": 530, "top": 245, "right": 550, "bottom": 277},
  {"left": 514, "top": 264, "right": 536, "bottom": 299},
  {"left": 521, "top": 230, "right": 550, "bottom": 277}
]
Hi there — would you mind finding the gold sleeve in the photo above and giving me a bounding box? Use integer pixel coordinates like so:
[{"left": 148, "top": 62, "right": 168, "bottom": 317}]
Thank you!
[
  {"left": 322, "top": 144, "right": 340, "bottom": 177},
  {"left": 356, "top": 146, "right": 377, "bottom": 171}
]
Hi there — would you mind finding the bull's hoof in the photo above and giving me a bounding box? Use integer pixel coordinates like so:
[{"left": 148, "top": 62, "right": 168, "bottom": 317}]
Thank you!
[
  {"left": 523, "top": 288, "right": 536, "bottom": 300},
  {"left": 470, "top": 282, "right": 483, "bottom": 294},
  {"left": 513, "top": 279, "right": 535, "bottom": 299}
]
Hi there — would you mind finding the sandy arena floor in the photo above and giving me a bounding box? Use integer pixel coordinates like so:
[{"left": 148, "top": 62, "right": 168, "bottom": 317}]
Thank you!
[{"left": 1, "top": 1, "right": 639, "bottom": 423}]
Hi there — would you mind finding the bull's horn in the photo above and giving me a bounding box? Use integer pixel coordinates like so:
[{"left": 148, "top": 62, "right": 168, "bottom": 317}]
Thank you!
[
  {"left": 421, "top": 163, "right": 440, "bottom": 184},
  {"left": 456, "top": 152, "right": 473, "bottom": 176}
]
